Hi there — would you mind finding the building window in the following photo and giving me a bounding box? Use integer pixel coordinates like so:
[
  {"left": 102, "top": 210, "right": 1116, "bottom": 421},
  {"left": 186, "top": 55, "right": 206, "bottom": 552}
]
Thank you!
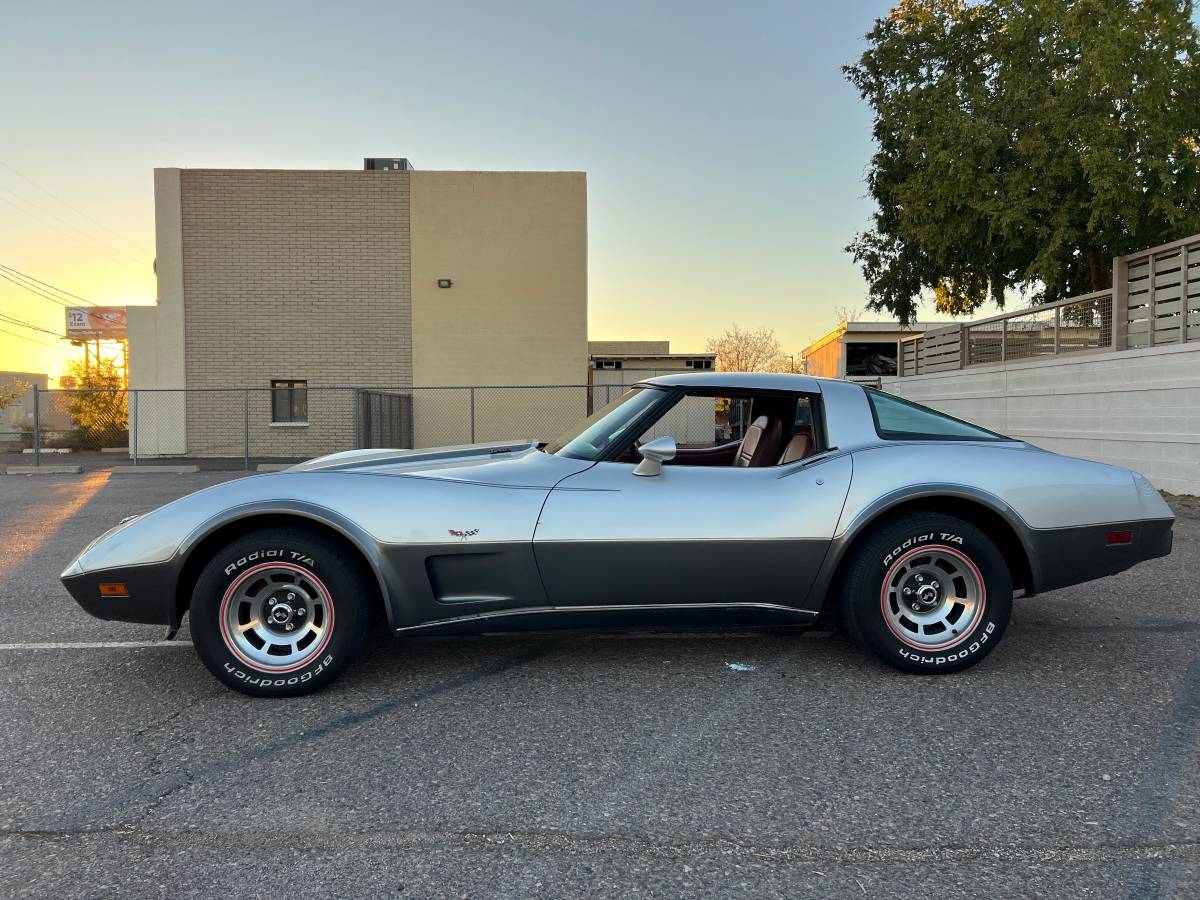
[{"left": 271, "top": 380, "right": 308, "bottom": 424}]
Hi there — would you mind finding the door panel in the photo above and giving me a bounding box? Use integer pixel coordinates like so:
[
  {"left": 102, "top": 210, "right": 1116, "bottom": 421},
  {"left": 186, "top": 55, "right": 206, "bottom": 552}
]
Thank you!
[{"left": 533, "top": 455, "right": 853, "bottom": 609}]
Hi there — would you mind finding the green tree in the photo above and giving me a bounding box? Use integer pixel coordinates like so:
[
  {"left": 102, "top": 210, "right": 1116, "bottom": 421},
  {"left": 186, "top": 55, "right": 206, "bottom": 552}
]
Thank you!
[
  {"left": 0, "top": 378, "right": 30, "bottom": 411},
  {"left": 58, "top": 357, "right": 128, "bottom": 449},
  {"left": 846, "top": 0, "right": 1200, "bottom": 323}
]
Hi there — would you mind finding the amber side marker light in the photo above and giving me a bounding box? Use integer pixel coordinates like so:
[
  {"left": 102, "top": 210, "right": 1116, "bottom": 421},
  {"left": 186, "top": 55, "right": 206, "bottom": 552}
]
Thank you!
[
  {"left": 1107, "top": 531, "right": 1134, "bottom": 546},
  {"left": 98, "top": 583, "right": 129, "bottom": 597}
]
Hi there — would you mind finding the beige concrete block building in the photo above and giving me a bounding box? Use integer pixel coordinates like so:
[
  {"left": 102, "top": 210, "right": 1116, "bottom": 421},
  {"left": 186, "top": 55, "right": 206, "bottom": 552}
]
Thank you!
[
  {"left": 586, "top": 341, "right": 718, "bottom": 444},
  {"left": 587, "top": 340, "right": 715, "bottom": 404},
  {"left": 129, "top": 162, "right": 587, "bottom": 457}
]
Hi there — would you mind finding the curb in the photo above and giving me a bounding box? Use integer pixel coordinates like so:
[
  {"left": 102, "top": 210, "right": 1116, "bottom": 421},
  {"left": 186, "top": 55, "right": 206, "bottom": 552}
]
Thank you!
[
  {"left": 256, "top": 463, "right": 293, "bottom": 472},
  {"left": 5, "top": 465, "right": 83, "bottom": 475},
  {"left": 110, "top": 465, "right": 200, "bottom": 474}
]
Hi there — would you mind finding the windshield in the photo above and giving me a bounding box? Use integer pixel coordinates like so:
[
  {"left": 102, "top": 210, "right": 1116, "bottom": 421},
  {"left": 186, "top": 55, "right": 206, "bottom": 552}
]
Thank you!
[{"left": 545, "top": 387, "right": 666, "bottom": 460}]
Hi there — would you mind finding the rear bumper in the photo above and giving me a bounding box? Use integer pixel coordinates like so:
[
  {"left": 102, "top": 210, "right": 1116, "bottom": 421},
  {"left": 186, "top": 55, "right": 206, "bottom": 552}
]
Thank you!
[
  {"left": 1028, "top": 517, "right": 1174, "bottom": 594},
  {"left": 61, "top": 562, "right": 178, "bottom": 627}
]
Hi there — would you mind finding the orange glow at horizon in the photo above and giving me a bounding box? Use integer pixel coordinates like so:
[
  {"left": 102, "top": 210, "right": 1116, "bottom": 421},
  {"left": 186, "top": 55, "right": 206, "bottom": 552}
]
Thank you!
[{"left": 0, "top": 245, "right": 155, "bottom": 384}]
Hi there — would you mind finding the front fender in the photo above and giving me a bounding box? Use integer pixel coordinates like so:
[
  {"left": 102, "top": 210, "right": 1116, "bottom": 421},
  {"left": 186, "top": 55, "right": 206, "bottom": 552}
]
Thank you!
[
  {"left": 63, "top": 470, "right": 553, "bottom": 629},
  {"left": 176, "top": 500, "right": 397, "bottom": 628}
]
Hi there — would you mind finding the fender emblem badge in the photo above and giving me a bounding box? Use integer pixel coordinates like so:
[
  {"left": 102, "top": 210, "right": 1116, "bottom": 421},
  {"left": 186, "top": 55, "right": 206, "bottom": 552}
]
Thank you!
[{"left": 448, "top": 529, "right": 480, "bottom": 542}]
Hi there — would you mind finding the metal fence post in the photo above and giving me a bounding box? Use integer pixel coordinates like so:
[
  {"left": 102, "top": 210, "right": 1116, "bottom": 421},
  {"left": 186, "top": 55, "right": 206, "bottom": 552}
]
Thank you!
[
  {"left": 1000, "top": 320, "right": 1008, "bottom": 362},
  {"left": 243, "top": 389, "right": 250, "bottom": 471},
  {"left": 32, "top": 385, "right": 40, "bottom": 467},
  {"left": 353, "top": 388, "right": 362, "bottom": 449},
  {"left": 1053, "top": 307, "right": 1061, "bottom": 356},
  {"left": 469, "top": 387, "right": 476, "bottom": 444},
  {"left": 131, "top": 389, "right": 138, "bottom": 466}
]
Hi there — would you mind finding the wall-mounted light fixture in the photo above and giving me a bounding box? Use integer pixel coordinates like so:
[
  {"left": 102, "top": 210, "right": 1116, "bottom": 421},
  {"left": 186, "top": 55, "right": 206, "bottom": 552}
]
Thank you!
[{"left": 437, "top": 278, "right": 453, "bottom": 289}]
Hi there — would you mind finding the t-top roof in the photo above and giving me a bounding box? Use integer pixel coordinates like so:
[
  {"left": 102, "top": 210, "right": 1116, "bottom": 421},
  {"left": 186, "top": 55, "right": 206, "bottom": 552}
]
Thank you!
[{"left": 638, "top": 371, "right": 827, "bottom": 392}]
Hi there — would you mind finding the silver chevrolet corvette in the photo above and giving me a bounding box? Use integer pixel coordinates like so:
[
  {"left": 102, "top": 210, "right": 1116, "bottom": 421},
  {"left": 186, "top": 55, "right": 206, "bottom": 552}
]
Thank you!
[{"left": 63, "top": 373, "right": 1174, "bottom": 696}]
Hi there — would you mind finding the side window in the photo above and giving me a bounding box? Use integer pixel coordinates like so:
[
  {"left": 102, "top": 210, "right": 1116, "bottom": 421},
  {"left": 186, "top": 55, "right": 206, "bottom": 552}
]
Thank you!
[
  {"left": 865, "top": 389, "right": 1006, "bottom": 441},
  {"left": 638, "top": 394, "right": 750, "bottom": 448},
  {"left": 794, "top": 397, "right": 814, "bottom": 430},
  {"left": 628, "top": 391, "right": 820, "bottom": 467}
]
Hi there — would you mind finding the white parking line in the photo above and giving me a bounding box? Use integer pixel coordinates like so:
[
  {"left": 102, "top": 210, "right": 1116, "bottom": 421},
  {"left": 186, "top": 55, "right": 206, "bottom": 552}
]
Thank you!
[{"left": 0, "top": 641, "right": 190, "bottom": 651}]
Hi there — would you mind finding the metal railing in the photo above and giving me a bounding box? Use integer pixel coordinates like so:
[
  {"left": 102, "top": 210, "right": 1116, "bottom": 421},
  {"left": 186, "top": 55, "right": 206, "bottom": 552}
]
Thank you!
[
  {"left": 7, "top": 383, "right": 633, "bottom": 469},
  {"left": 897, "top": 232, "right": 1199, "bottom": 376}
]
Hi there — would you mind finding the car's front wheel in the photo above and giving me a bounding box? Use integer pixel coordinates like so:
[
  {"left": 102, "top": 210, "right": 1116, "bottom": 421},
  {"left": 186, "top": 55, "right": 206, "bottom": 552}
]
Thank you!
[
  {"left": 839, "top": 512, "right": 1012, "bottom": 674},
  {"left": 190, "top": 528, "right": 373, "bottom": 696}
]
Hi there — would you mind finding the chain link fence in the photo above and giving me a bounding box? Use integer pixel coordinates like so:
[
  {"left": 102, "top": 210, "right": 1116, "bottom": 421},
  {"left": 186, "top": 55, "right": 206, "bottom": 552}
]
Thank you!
[{"left": 10, "top": 383, "right": 634, "bottom": 469}]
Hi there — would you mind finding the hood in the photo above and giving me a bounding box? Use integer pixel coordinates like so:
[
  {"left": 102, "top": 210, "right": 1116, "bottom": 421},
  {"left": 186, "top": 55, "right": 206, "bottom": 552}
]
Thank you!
[
  {"left": 289, "top": 440, "right": 538, "bottom": 473},
  {"left": 282, "top": 440, "right": 592, "bottom": 489}
]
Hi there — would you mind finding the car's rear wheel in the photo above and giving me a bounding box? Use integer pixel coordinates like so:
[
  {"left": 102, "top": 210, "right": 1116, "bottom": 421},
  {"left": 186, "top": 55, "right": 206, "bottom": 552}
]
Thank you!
[
  {"left": 190, "top": 528, "right": 373, "bottom": 696},
  {"left": 839, "top": 512, "right": 1012, "bottom": 674}
]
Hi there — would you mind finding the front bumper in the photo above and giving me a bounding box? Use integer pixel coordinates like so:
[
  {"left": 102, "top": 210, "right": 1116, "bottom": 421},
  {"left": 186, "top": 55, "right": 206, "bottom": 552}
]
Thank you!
[
  {"left": 1029, "top": 517, "right": 1174, "bottom": 594},
  {"left": 61, "top": 562, "right": 178, "bottom": 627}
]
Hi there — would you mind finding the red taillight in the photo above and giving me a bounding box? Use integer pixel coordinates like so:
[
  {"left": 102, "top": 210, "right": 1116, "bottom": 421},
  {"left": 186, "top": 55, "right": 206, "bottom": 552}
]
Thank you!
[{"left": 1107, "top": 530, "right": 1133, "bottom": 546}]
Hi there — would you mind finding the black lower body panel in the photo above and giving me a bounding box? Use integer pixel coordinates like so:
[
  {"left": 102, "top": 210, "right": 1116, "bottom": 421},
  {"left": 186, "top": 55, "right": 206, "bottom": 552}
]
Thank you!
[
  {"left": 534, "top": 539, "right": 830, "bottom": 609},
  {"left": 1028, "top": 518, "right": 1174, "bottom": 594},
  {"left": 61, "top": 563, "right": 177, "bottom": 626}
]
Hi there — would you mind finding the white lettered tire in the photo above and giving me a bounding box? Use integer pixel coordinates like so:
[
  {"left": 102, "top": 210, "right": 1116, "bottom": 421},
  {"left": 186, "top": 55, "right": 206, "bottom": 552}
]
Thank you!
[
  {"left": 839, "top": 513, "right": 1012, "bottom": 674},
  {"left": 191, "top": 528, "right": 372, "bottom": 696}
]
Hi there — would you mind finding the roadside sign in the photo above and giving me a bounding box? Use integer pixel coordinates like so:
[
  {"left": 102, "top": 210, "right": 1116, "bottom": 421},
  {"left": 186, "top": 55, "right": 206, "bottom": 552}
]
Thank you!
[{"left": 65, "top": 307, "right": 127, "bottom": 340}]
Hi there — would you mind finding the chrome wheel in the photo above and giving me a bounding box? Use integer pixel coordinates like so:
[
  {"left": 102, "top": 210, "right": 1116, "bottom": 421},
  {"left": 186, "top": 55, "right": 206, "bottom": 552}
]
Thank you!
[
  {"left": 881, "top": 546, "right": 985, "bottom": 651},
  {"left": 219, "top": 562, "right": 335, "bottom": 672}
]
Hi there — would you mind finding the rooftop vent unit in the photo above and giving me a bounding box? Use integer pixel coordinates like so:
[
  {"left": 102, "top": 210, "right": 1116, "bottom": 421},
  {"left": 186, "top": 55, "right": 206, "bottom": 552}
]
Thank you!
[{"left": 364, "top": 158, "right": 414, "bottom": 171}]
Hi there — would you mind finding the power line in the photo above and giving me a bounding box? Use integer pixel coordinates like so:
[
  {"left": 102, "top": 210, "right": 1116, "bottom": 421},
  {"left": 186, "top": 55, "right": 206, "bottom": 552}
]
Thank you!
[
  {"left": 0, "top": 311, "right": 62, "bottom": 337},
  {"left": 0, "top": 323, "right": 61, "bottom": 349},
  {"left": 0, "top": 188, "right": 151, "bottom": 274},
  {"left": 0, "top": 269, "right": 76, "bottom": 308},
  {"left": 0, "top": 180, "right": 151, "bottom": 266},
  {"left": 0, "top": 160, "right": 152, "bottom": 256},
  {"left": 0, "top": 262, "right": 100, "bottom": 306},
  {"left": 0, "top": 266, "right": 126, "bottom": 329},
  {"left": 0, "top": 309, "right": 64, "bottom": 339}
]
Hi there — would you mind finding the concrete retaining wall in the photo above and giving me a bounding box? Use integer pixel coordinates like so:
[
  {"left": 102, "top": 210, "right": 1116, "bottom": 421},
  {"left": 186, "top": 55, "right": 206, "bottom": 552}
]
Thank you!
[{"left": 882, "top": 341, "right": 1200, "bottom": 496}]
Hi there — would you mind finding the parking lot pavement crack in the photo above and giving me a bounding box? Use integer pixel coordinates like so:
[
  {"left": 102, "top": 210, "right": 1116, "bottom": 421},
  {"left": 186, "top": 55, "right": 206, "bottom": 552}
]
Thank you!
[
  {"left": 1, "top": 826, "right": 1198, "bottom": 866},
  {"left": 131, "top": 693, "right": 218, "bottom": 743},
  {"left": 141, "top": 770, "right": 196, "bottom": 819},
  {"left": 92, "top": 643, "right": 561, "bottom": 827}
]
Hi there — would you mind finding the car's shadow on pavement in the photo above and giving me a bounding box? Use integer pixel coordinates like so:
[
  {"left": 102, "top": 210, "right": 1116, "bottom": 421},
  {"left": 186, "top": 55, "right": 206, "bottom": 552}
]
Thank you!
[{"left": 158, "top": 601, "right": 1198, "bottom": 701}]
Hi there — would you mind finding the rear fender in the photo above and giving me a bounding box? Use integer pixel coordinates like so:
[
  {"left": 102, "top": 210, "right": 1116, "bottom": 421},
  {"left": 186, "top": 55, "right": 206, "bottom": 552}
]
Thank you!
[{"left": 809, "top": 483, "right": 1038, "bottom": 613}]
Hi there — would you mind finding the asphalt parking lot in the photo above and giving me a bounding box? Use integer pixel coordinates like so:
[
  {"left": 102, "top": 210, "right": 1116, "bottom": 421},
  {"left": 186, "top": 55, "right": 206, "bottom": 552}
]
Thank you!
[{"left": 0, "top": 471, "right": 1197, "bottom": 898}]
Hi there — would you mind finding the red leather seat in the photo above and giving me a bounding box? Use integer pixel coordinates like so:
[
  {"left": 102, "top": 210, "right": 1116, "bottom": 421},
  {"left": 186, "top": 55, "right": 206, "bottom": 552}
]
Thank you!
[
  {"left": 733, "top": 415, "right": 784, "bottom": 467},
  {"left": 777, "top": 431, "right": 813, "bottom": 464}
]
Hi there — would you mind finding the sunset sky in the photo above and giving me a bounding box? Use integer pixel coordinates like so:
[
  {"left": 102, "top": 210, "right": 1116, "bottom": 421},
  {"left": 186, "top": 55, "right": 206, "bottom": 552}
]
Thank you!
[{"left": 2, "top": 0, "right": 965, "bottom": 383}]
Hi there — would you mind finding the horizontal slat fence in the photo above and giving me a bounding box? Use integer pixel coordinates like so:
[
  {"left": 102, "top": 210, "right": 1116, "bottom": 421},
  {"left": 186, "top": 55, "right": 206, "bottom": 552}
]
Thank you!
[{"left": 897, "top": 233, "right": 1199, "bottom": 376}]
